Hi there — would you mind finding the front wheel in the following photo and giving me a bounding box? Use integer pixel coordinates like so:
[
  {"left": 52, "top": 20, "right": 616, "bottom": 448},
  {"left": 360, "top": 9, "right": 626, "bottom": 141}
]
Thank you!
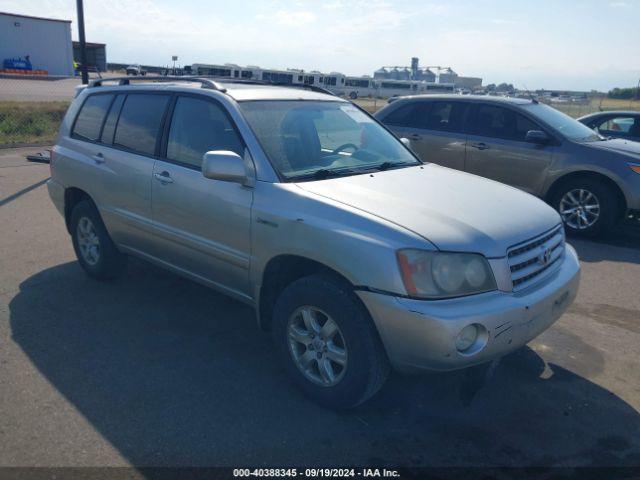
[
  {"left": 272, "top": 274, "right": 389, "bottom": 409},
  {"left": 552, "top": 178, "right": 619, "bottom": 237}
]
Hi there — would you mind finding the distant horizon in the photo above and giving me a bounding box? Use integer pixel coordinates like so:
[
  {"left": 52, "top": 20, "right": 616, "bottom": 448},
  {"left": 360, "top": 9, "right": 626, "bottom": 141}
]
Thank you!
[
  {"left": 3, "top": 0, "right": 639, "bottom": 92},
  {"left": 104, "top": 60, "right": 635, "bottom": 94}
]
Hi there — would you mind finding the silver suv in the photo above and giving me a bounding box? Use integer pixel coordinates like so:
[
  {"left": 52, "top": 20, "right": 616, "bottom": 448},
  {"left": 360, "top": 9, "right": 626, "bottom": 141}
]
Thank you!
[
  {"left": 375, "top": 95, "right": 640, "bottom": 236},
  {"left": 47, "top": 78, "right": 580, "bottom": 408}
]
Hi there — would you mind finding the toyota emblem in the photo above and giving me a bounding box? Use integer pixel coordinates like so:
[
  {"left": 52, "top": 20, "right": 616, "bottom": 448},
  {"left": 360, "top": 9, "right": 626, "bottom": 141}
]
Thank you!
[{"left": 538, "top": 247, "right": 552, "bottom": 266}]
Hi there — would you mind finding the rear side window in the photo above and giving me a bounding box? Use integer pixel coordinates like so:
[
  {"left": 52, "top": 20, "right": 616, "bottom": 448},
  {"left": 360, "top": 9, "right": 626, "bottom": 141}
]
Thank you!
[
  {"left": 424, "top": 102, "right": 466, "bottom": 133},
  {"left": 72, "top": 94, "right": 114, "bottom": 141},
  {"left": 100, "top": 94, "right": 125, "bottom": 144},
  {"left": 167, "top": 96, "right": 244, "bottom": 168},
  {"left": 114, "top": 94, "right": 170, "bottom": 156},
  {"left": 382, "top": 102, "right": 430, "bottom": 128},
  {"left": 472, "top": 105, "right": 539, "bottom": 142}
]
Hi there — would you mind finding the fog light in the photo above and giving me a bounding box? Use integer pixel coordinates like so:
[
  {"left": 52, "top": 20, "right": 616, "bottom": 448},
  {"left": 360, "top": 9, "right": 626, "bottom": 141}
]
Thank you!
[{"left": 456, "top": 324, "right": 478, "bottom": 352}]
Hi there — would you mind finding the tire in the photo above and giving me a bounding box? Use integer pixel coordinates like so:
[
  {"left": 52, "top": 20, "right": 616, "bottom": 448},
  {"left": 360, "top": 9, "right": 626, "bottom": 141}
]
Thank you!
[
  {"left": 551, "top": 177, "right": 619, "bottom": 237},
  {"left": 272, "top": 273, "right": 390, "bottom": 409},
  {"left": 70, "top": 200, "right": 126, "bottom": 279},
  {"left": 349, "top": 91, "right": 358, "bottom": 100}
]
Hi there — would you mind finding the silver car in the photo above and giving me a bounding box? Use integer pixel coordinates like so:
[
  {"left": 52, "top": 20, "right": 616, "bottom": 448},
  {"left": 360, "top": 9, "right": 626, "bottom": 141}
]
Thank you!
[
  {"left": 47, "top": 78, "right": 580, "bottom": 408},
  {"left": 375, "top": 95, "right": 640, "bottom": 236}
]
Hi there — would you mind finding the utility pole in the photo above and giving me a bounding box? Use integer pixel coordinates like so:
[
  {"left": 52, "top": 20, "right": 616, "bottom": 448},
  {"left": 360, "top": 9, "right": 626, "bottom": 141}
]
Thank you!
[{"left": 76, "top": 0, "right": 89, "bottom": 84}]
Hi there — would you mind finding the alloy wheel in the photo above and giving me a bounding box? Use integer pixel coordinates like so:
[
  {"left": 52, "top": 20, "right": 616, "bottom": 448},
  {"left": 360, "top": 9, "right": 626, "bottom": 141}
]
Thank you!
[
  {"left": 559, "top": 188, "right": 600, "bottom": 230},
  {"left": 77, "top": 217, "right": 101, "bottom": 266},
  {"left": 287, "top": 306, "right": 348, "bottom": 387}
]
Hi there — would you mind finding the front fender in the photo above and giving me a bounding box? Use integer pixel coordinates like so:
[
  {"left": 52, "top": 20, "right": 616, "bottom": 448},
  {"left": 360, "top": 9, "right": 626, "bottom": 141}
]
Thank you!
[{"left": 249, "top": 182, "right": 434, "bottom": 298}]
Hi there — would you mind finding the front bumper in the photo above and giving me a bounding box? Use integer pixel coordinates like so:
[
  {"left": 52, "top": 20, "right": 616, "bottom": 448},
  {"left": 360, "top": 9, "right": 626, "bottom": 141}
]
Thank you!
[{"left": 357, "top": 244, "right": 580, "bottom": 373}]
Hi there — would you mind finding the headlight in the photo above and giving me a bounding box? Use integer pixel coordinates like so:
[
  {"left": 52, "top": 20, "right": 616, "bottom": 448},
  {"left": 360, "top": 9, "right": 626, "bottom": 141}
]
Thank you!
[{"left": 396, "top": 250, "right": 497, "bottom": 298}]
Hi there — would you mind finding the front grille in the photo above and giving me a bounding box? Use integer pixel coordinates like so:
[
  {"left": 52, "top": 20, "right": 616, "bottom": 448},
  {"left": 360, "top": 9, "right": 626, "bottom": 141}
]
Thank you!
[{"left": 507, "top": 225, "right": 565, "bottom": 291}]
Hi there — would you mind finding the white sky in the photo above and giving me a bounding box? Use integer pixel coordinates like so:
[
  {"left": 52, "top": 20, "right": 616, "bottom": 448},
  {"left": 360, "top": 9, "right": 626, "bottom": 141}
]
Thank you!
[{"left": 3, "top": 0, "right": 640, "bottom": 91}]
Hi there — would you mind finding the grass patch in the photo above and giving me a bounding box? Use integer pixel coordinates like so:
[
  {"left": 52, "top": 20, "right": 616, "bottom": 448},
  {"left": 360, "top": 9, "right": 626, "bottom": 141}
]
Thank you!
[{"left": 0, "top": 101, "right": 70, "bottom": 146}]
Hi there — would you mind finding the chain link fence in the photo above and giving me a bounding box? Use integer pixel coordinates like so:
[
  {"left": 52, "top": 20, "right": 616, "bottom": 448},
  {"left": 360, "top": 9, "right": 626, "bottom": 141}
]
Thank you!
[{"left": 1, "top": 74, "right": 640, "bottom": 148}]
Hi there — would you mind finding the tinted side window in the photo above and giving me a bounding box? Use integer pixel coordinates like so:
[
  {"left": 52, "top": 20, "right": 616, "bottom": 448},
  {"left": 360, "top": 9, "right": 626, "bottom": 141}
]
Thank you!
[
  {"left": 72, "top": 94, "right": 114, "bottom": 141},
  {"left": 595, "top": 116, "right": 636, "bottom": 135},
  {"left": 167, "top": 97, "right": 244, "bottom": 168},
  {"left": 382, "top": 102, "right": 430, "bottom": 128},
  {"left": 114, "top": 94, "right": 170, "bottom": 156},
  {"left": 100, "top": 94, "right": 125, "bottom": 144},
  {"left": 472, "top": 105, "right": 538, "bottom": 141},
  {"left": 424, "top": 102, "right": 466, "bottom": 132}
]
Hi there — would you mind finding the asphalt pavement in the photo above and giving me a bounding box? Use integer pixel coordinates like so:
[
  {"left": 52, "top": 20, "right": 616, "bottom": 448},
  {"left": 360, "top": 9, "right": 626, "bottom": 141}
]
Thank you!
[{"left": 0, "top": 147, "right": 639, "bottom": 468}]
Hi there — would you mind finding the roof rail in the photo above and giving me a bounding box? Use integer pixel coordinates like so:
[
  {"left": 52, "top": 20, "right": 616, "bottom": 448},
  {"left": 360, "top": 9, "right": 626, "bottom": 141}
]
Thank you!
[
  {"left": 87, "top": 76, "right": 337, "bottom": 97},
  {"left": 88, "top": 76, "right": 227, "bottom": 92},
  {"left": 208, "top": 78, "right": 336, "bottom": 97}
]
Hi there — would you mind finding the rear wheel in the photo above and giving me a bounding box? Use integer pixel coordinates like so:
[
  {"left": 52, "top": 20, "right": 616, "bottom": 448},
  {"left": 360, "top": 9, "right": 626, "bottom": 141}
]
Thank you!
[
  {"left": 552, "top": 178, "right": 619, "bottom": 237},
  {"left": 272, "top": 274, "right": 389, "bottom": 409},
  {"left": 70, "top": 200, "right": 126, "bottom": 279}
]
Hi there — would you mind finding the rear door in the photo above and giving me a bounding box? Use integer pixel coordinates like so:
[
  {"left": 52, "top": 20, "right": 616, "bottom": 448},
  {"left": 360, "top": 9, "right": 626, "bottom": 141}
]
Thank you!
[
  {"left": 67, "top": 92, "right": 115, "bottom": 202},
  {"left": 405, "top": 100, "right": 468, "bottom": 170},
  {"left": 465, "top": 103, "right": 554, "bottom": 195},
  {"left": 381, "top": 100, "right": 468, "bottom": 170},
  {"left": 94, "top": 92, "right": 171, "bottom": 250},
  {"left": 150, "top": 95, "right": 253, "bottom": 298},
  {"left": 378, "top": 101, "right": 425, "bottom": 139}
]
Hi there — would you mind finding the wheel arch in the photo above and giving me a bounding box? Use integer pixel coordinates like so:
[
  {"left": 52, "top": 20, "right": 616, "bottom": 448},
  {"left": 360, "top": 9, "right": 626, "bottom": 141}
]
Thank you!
[
  {"left": 64, "top": 187, "right": 95, "bottom": 234},
  {"left": 545, "top": 170, "right": 627, "bottom": 217},
  {"left": 257, "top": 254, "right": 357, "bottom": 331}
]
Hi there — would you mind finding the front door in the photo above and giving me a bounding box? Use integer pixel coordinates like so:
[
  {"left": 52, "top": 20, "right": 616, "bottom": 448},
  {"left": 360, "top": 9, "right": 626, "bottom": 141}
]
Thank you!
[
  {"left": 151, "top": 95, "right": 253, "bottom": 298},
  {"left": 591, "top": 114, "right": 640, "bottom": 142},
  {"left": 465, "top": 103, "right": 554, "bottom": 195}
]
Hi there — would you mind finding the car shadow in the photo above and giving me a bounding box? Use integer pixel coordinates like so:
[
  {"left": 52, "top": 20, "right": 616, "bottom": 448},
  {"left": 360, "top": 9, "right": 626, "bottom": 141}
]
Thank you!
[
  {"left": 568, "top": 224, "right": 640, "bottom": 264},
  {"left": 9, "top": 259, "right": 640, "bottom": 467}
]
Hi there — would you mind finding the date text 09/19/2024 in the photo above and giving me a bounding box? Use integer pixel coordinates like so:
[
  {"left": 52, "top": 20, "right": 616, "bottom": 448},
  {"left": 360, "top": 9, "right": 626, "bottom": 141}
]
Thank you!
[{"left": 233, "top": 468, "right": 401, "bottom": 478}]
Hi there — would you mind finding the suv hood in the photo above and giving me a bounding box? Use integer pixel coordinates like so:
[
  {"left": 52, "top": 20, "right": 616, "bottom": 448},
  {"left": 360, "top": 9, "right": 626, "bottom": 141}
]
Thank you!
[
  {"left": 296, "top": 164, "right": 560, "bottom": 258},
  {"left": 583, "top": 138, "right": 640, "bottom": 159}
]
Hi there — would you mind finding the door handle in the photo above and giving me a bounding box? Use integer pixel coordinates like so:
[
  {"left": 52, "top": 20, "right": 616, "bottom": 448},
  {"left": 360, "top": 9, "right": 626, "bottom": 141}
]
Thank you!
[
  {"left": 471, "top": 142, "right": 489, "bottom": 150},
  {"left": 92, "top": 152, "right": 105, "bottom": 164},
  {"left": 409, "top": 134, "right": 422, "bottom": 141},
  {"left": 154, "top": 171, "right": 174, "bottom": 184}
]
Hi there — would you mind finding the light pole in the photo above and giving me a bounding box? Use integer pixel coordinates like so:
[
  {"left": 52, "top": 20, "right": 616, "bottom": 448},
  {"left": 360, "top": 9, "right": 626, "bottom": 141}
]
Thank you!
[{"left": 76, "top": 0, "right": 89, "bottom": 84}]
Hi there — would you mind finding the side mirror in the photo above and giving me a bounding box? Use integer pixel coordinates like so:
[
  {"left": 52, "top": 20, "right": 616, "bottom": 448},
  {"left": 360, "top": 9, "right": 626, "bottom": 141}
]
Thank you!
[
  {"left": 202, "top": 150, "right": 247, "bottom": 184},
  {"left": 400, "top": 137, "right": 411, "bottom": 147},
  {"left": 525, "top": 130, "right": 551, "bottom": 145}
]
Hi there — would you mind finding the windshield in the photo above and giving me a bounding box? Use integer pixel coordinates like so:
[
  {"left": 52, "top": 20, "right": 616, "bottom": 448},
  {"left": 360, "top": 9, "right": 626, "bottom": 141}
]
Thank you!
[
  {"left": 523, "top": 103, "right": 602, "bottom": 142},
  {"left": 239, "top": 101, "right": 420, "bottom": 181}
]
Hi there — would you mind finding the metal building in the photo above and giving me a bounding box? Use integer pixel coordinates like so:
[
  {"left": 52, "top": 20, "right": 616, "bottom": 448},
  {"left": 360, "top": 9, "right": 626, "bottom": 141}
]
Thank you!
[
  {"left": 438, "top": 67, "right": 458, "bottom": 84},
  {"left": 455, "top": 76, "right": 483, "bottom": 90},
  {"left": 0, "top": 11, "right": 74, "bottom": 76},
  {"left": 73, "top": 41, "right": 107, "bottom": 72}
]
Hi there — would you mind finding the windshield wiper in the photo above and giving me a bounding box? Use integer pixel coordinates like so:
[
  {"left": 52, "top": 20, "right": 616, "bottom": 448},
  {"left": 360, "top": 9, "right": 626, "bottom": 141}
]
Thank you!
[
  {"left": 287, "top": 167, "right": 359, "bottom": 182},
  {"left": 374, "top": 161, "right": 418, "bottom": 171}
]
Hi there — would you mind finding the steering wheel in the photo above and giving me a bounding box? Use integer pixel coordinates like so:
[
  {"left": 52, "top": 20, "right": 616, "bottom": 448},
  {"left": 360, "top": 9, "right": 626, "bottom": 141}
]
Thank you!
[{"left": 332, "top": 143, "right": 359, "bottom": 155}]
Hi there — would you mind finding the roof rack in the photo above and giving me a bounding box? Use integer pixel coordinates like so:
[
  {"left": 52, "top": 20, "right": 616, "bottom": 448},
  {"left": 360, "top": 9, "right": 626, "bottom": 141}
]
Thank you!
[
  {"left": 88, "top": 76, "right": 227, "bottom": 92},
  {"left": 196, "top": 78, "right": 337, "bottom": 97},
  {"left": 87, "top": 76, "right": 337, "bottom": 97}
]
